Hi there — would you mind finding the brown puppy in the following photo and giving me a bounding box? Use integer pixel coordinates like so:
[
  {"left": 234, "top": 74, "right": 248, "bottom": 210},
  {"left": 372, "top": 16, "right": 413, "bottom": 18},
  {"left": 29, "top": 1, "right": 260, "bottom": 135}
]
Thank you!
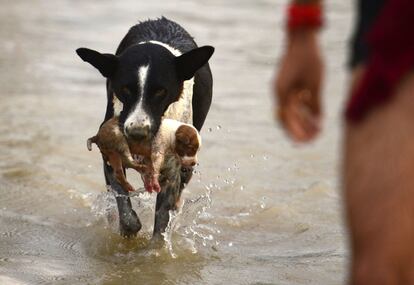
[
  {"left": 87, "top": 117, "right": 147, "bottom": 193},
  {"left": 128, "top": 140, "right": 159, "bottom": 193}
]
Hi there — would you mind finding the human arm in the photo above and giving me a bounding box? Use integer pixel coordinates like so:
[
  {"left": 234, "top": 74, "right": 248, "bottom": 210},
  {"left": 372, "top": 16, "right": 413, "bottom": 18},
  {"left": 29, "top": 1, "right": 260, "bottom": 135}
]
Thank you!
[{"left": 274, "top": 0, "right": 324, "bottom": 142}]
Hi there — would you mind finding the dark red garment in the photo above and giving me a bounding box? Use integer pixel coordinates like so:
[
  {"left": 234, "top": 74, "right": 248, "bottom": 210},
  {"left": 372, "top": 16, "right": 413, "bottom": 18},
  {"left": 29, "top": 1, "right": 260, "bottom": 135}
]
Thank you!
[{"left": 345, "top": 0, "right": 414, "bottom": 123}]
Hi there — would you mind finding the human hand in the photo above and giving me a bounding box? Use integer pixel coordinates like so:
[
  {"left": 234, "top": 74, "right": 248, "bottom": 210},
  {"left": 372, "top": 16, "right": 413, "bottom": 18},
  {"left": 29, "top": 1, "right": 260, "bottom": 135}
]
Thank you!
[{"left": 274, "top": 29, "right": 324, "bottom": 142}]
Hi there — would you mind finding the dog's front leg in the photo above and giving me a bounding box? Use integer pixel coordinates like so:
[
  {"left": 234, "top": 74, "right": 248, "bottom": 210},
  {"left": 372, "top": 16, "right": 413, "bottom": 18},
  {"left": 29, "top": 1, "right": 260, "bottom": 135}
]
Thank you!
[
  {"left": 103, "top": 160, "right": 142, "bottom": 237},
  {"left": 152, "top": 157, "right": 193, "bottom": 240}
]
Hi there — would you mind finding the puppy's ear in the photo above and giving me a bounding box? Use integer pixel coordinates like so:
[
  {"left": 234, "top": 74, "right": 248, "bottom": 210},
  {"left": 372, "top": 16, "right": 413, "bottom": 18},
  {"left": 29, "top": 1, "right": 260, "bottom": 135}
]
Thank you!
[
  {"left": 175, "top": 46, "right": 214, "bottom": 81},
  {"left": 176, "top": 126, "right": 191, "bottom": 145},
  {"left": 76, "top": 48, "right": 118, "bottom": 78}
]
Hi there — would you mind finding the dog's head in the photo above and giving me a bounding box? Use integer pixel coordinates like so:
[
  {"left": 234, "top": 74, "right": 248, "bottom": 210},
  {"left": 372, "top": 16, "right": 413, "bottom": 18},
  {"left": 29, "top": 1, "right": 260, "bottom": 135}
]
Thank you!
[
  {"left": 174, "top": 124, "right": 201, "bottom": 167},
  {"left": 76, "top": 43, "right": 214, "bottom": 142}
]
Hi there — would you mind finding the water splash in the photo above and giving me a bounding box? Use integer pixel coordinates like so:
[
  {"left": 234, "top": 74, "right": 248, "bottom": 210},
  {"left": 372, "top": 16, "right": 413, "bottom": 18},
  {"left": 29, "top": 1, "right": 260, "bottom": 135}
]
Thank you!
[
  {"left": 90, "top": 191, "right": 118, "bottom": 232},
  {"left": 162, "top": 189, "right": 216, "bottom": 258},
  {"left": 90, "top": 186, "right": 155, "bottom": 233},
  {"left": 162, "top": 210, "right": 180, "bottom": 259},
  {"left": 88, "top": 154, "right": 269, "bottom": 258}
]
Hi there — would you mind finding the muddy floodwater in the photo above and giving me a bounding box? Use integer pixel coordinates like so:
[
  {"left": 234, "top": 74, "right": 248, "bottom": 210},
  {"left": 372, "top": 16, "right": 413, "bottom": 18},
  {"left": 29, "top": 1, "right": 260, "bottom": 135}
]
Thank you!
[{"left": 0, "top": 0, "right": 353, "bottom": 284}]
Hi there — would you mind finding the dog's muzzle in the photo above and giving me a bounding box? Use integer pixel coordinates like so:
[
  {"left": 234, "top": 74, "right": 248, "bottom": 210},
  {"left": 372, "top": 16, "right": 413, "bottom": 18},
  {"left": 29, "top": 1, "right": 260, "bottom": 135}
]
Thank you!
[{"left": 125, "top": 122, "right": 150, "bottom": 141}]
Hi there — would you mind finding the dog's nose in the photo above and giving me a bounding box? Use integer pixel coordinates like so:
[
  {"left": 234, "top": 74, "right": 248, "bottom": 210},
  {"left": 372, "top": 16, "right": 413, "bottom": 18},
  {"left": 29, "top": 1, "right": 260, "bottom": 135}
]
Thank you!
[{"left": 125, "top": 123, "right": 150, "bottom": 141}]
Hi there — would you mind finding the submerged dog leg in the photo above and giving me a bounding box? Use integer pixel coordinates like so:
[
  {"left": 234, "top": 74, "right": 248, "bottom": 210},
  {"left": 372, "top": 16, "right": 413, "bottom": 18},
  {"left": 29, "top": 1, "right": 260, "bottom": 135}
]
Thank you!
[
  {"left": 152, "top": 156, "right": 188, "bottom": 240},
  {"left": 103, "top": 160, "right": 141, "bottom": 238}
]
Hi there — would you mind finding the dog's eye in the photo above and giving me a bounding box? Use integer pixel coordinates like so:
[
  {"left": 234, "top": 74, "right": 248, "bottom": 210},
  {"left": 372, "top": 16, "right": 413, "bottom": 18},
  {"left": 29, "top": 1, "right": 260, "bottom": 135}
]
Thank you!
[
  {"left": 154, "top": 89, "right": 167, "bottom": 97},
  {"left": 122, "top": 87, "right": 131, "bottom": 95}
]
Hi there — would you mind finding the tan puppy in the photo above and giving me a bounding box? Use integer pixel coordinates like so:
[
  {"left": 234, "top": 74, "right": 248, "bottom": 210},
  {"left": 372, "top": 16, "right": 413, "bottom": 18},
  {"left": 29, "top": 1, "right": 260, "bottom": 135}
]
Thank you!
[{"left": 87, "top": 117, "right": 147, "bottom": 193}]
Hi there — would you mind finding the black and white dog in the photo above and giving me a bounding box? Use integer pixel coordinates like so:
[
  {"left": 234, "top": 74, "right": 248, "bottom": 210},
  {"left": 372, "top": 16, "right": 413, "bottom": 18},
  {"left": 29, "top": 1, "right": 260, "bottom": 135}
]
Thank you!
[{"left": 76, "top": 17, "right": 214, "bottom": 238}]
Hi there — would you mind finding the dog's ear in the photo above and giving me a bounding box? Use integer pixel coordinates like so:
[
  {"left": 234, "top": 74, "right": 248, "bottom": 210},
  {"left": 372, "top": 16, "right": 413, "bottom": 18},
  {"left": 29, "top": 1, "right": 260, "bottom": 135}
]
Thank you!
[
  {"left": 175, "top": 46, "right": 214, "bottom": 81},
  {"left": 76, "top": 48, "right": 118, "bottom": 78}
]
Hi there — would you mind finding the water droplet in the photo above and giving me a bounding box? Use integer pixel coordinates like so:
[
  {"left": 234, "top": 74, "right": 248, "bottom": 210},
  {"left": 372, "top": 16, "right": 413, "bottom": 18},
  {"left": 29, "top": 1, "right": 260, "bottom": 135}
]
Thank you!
[
  {"left": 250, "top": 154, "right": 255, "bottom": 158},
  {"left": 240, "top": 185, "right": 244, "bottom": 191},
  {"left": 208, "top": 128, "right": 213, "bottom": 132},
  {"left": 216, "top": 125, "right": 222, "bottom": 130},
  {"left": 228, "top": 242, "right": 233, "bottom": 247},
  {"left": 263, "top": 155, "right": 269, "bottom": 161}
]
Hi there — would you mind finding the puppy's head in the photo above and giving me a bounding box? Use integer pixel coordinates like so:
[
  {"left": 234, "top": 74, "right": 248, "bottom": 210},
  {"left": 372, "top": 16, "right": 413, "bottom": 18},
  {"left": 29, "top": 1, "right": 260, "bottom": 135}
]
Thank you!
[
  {"left": 76, "top": 44, "right": 214, "bottom": 142},
  {"left": 174, "top": 125, "right": 201, "bottom": 167}
]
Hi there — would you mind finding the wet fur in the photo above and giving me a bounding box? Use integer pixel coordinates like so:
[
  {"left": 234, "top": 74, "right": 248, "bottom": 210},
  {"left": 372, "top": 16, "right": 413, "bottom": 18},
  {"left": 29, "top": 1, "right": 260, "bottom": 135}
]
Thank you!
[
  {"left": 87, "top": 117, "right": 146, "bottom": 192},
  {"left": 77, "top": 17, "right": 213, "bottom": 238}
]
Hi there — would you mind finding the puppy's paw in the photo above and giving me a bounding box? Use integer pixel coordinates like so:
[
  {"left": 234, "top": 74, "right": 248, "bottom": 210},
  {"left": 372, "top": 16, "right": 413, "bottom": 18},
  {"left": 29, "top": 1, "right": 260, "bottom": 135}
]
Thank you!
[
  {"left": 143, "top": 177, "right": 153, "bottom": 193},
  {"left": 126, "top": 185, "right": 135, "bottom": 192},
  {"left": 152, "top": 179, "right": 161, "bottom": 193}
]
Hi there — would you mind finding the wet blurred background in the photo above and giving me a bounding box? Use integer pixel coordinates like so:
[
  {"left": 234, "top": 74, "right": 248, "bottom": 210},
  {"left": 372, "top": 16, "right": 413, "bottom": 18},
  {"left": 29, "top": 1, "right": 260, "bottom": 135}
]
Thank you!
[{"left": 0, "top": 0, "right": 352, "bottom": 284}]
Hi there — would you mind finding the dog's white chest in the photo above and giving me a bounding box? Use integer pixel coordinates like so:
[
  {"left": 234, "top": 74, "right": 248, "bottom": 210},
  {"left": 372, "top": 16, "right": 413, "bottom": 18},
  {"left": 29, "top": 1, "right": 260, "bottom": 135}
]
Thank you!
[{"left": 163, "top": 78, "right": 194, "bottom": 124}]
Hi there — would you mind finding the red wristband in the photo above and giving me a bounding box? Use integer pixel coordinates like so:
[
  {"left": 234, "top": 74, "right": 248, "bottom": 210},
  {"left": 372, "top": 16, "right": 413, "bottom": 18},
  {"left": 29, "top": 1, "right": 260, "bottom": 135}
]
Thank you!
[{"left": 287, "top": 4, "right": 323, "bottom": 31}]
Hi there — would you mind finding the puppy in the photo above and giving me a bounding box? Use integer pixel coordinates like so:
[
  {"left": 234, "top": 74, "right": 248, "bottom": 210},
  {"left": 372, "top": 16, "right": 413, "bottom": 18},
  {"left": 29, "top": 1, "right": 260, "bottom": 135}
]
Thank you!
[
  {"left": 150, "top": 119, "right": 201, "bottom": 186},
  {"left": 87, "top": 117, "right": 147, "bottom": 193}
]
